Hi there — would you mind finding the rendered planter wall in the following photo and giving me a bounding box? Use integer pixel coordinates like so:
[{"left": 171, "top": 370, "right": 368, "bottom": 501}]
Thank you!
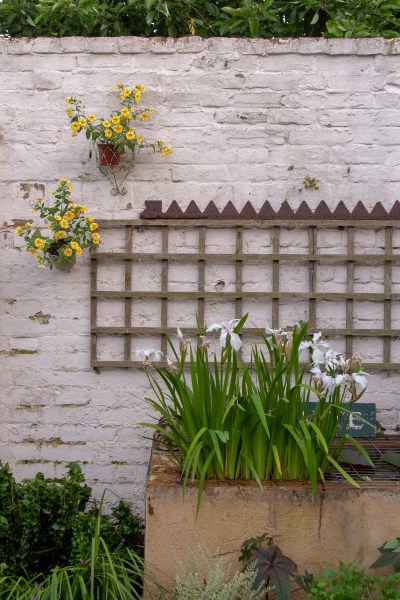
[{"left": 145, "top": 448, "right": 400, "bottom": 591}]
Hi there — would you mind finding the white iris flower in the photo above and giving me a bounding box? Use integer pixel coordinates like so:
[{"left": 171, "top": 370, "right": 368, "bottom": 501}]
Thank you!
[{"left": 206, "top": 319, "right": 242, "bottom": 351}]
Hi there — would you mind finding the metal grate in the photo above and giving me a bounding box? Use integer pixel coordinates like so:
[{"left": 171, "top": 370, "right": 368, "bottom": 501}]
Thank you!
[
  {"left": 327, "top": 436, "right": 400, "bottom": 485},
  {"left": 91, "top": 212, "right": 400, "bottom": 369}
]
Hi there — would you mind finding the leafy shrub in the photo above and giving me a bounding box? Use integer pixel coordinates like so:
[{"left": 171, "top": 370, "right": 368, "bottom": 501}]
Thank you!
[
  {"left": 1, "top": 0, "right": 400, "bottom": 39},
  {"left": 168, "top": 553, "right": 266, "bottom": 600},
  {"left": 303, "top": 561, "right": 400, "bottom": 600},
  {"left": 0, "top": 462, "right": 144, "bottom": 578}
]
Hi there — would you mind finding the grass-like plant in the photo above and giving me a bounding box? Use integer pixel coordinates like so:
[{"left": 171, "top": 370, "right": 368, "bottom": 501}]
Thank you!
[
  {"left": 141, "top": 316, "right": 373, "bottom": 512},
  {"left": 0, "top": 493, "right": 164, "bottom": 600}
]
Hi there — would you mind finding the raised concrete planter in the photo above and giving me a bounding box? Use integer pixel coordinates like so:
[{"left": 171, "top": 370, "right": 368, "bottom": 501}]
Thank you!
[{"left": 145, "top": 447, "right": 400, "bottom": 591}]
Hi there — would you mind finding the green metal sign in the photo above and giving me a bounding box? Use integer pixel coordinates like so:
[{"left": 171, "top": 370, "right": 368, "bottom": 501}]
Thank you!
[{"left": 308, "top": 403, "right": 376, "bottom": 437}]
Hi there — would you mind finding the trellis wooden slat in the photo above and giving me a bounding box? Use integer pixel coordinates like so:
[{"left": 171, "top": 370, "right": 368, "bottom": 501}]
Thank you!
[
  {"left": 90, "top": 252, "right": 98, "bottom": 364},
  {"left": 198, "top": 226, "right": 206, "bottom": 330},
  {"left": 161, "top": 228, "right": 169, "bottom": 355},
  {"left": 91, "top": 219, "right": 400, "bottom": 369},
  {"left": 272, "top": 227, "right": 280, "bottom": 329},
  {"left": 93, "top": 291, "right": 394, "bottom": 300},
  {"left": 346, "top": 227, "right": 355, "bottom": 358},
  {"left": 93, "top": 252, "right": 399, "bottom": 262},
  {"left": 89, "top": 360, "right": 400, "bottom": 371},
  {"left": 91, "top": 326, "right": 400, "bottom": 337},
  {"left": 308, "top": 227, "right": 317, "bottom": 331},
  {"left": 236, "top": 227, "right": 243, "bottom": 321},
  {"left": 384, "top": 227, "right": 393, "bottom": 365},
  {"left": 124, "top": 225, "right": 133, "bottom": 362}
]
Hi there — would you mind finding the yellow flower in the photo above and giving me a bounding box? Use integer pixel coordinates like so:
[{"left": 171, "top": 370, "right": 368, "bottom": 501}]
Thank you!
[
  {"left": 115, "top": 82, "right": 122, "bottom": 90},
  {"left": 64, "top": 211, "right": 74, "bottom": 220},
  {"left": 139, "top": 84, "right": 146, "bottom": 92},
  {"left": 149, "top": 108, "right": 155, "bottom": 114},
  {"left": 47, "top": 223, "right": 53, "bottom": 230},
  {"left": 54, "top": 215, "right": 61, "bottom": 221},
  {"left": 134, "top": 89, "right": 141, "bottom": 102},
  {"left": 102, "top": 120, "right": 111, "bottom": 128},
  {"left": 66, "top": 97, "right": 74, "bottom": 104},
  {"left": 60, "top": 219, "right": 69, "bottom": 229},
  {"left": 76, "top": 246, "right": 83, "bottom": 257},
  {"left": 111, "top": 115, "right": 120, "bottom": 125},
  {"left": 71, "top": 203, "right": 79, "bottom": 208},
  {"left": 126, "top": 131, "right": 135, "bottom": 140},
  {"left": 120, "top": 107, "right": 131, "bottom": 118},
  {"left": 91, "top": 233, "right": 100, "bottom": 244},
  {"left": 122, "top": 87, "right": 131, "bottom": 97},
  {"left": 16, "top": 226, "right": 22, "bottom": 235},
  {"left": 71, "top": 122, "right": 80, "bottom": 131},
  {"left": 54, "top": 231, "right": 66, "bottom": 241},
  {"left": 164, "top": 147, "right": 172, "bottom": 156},
  {"left": 89, "top": 222, "right": 98, "bottom": 231},
  {"left": 88, "top": 114, "right": 97, "bottom": 122},
  {"left": 79, "top": 205, "right": 88, "bottom": 213},
  {"left": 66, "top": 108, "right": 73, "bottom": 117},
  {"left": 113, "top": 124, "right": 123, "bottom": 134},
  {"left": 64, "top": 247, "right": 73, "bottom": 257},
  {"left": 36, "top": 197, "right": 43, "bottom": 202},
  {"left": 34, "top": 238, "right": 45, "bottom": 249},
  {"left": 137, "top": 134, "right": 143, "bottom": 144},
  {"left": 86, "top": 216, "right": 94, "bottom": 222},
  {"left": 28, "top": 247, "right": 37, "bottom": 255},
  {"left": 140, "top": 113, "right": 149, "bottom": 121},
  {"left": 25, "top": 222, "right": 33, "bottom": 228},
  {"left": 70, "top": 241, "right": 79, "bottom": 250},
  {"left": 78, "top": 118, "right": 87, "bottom": 128},
  {"left": 105, "top": 128, "right": 113, "bottom": 138}
]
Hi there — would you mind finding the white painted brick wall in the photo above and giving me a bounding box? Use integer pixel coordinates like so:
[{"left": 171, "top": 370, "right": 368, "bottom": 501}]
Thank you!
[{"left": 1, "top": 37, "right": 400, "bottom": 513}]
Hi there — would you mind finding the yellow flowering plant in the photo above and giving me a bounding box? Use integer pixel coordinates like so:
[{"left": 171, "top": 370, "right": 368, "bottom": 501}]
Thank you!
[
  {"left": 16, "top": 179, "right": 100, "bottom": 270},
  {"left": 65, "top": 83, "right": 172, "bottom": 158}
]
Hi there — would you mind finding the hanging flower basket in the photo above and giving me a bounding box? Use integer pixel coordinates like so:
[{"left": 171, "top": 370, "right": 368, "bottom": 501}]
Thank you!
[
  {"left": 16, "top": 179, "right": 101, "bottom": 270},
  {"left": 97, "top": 143, "right": 121, "bottom": 167},
  {"left": 47, "top": 240, "right": 76, "bottom": 271}
]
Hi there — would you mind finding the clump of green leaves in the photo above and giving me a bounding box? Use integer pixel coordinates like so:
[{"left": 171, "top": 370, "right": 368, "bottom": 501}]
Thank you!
[
  {"left": 300, "top": 561, "right": 400, "bottom": 600},
  {"left": 240, "top": 533, "right": 297, "bottom": 600},
  {"left": 371, "top": 537, "right": 400, "bottom": 573},
  {"left": 0, "top": 462, "right": 143, "bottom": 579},
  {"left": 141, "top": 318, "right": 373, "bottom": 512}
]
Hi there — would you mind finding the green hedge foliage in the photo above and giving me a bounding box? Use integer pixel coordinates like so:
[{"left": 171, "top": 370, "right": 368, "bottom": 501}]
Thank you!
[{"left": 1, "top": 0, "right": 400, "bottom": 39}]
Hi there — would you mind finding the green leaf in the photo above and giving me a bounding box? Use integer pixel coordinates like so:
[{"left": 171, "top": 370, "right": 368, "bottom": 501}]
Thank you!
[
  {"left": 252, "top": 545, "right": 297, "bottom": 600},
  {"left": 26, "top": 15, "right": 36, "bottom": 27},
  {"left": 326, "top": 455, "right": 361, "bottom": 489},
  {"left": 345, "top": 435, "right": 374, "bottom": 468},
  {"left": 272, "top": 445, "right": 282, "bottom": 476},
  {"left": 381, "top": 452, "right": 400, "bottom": 469},
  {"left": 249, "top": 18, "right": 259, "bottom": 37},
  {"left": 310, "top": 10, "right": 319, "bottom": 25}
]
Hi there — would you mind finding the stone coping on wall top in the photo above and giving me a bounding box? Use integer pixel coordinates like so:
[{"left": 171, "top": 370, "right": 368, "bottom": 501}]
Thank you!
[{"left": 2, "top": 36, "right": 400, "bottom": 56}]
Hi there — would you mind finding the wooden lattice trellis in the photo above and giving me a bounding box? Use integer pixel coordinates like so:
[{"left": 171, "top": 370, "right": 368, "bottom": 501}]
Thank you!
[{"left": 91, "top": 202, "right": 400, "bottom": 369}]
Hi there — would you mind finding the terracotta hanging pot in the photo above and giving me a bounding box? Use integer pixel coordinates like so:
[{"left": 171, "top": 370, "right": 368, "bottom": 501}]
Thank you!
[{"left": 98, "top": 143, "right": 121, "bottom": 166}]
